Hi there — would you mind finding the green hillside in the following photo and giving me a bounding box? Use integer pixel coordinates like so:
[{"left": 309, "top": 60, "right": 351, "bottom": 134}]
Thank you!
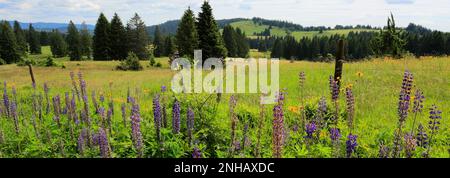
[{"left": 229, "top": 20, "right": 377, "bottom": 40}]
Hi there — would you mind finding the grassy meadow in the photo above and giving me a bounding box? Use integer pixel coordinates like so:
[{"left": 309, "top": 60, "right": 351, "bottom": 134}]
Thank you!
[
  {"left": 230, "top": 20, "right": 377, "bottom": 39},
  {"left": 0, "top": 46, "right": 448, "bottom": 158}
]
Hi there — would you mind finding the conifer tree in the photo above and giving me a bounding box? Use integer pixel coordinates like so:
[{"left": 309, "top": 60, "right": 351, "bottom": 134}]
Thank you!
[
  {"left": 153, "top": 25, "right": 164, "bottom": 57},
  {"left": 163, "top": 36, "right": 175, "bottom": 57},
  {"left": 49, "top": 29, "right": 68, "bottom": 58},
  {"left": 0, "top": 21, "right": 21, "bottom": 64},
  {"left": 28, "top": 24, "right": 41, "bottom": 54},
  {"left": 197, "top": 1, "right": 227, "bottom": 62},
  {"left": 222, "top": 25, "right": 237, "bottom": 57},
  {"left": 80, "top": 22, "right": 92, "bottom": 59},
  {"left": 93, "top": 13, "right": 111, "bottom": 60},
  {"left": 66, "top": 21, "right": 82, "bottom": 61},
  {"left": 110, "top": 13, "right": 128, "bottom": 60},
  {"left": 176, "top": 7, "right": 198, "bottom": 59},
  {"left": 13, "top": 21, "right": 28, "bottom": 56},
  {"left": 126, "top": 13, "right": 149, "bottom": 60}
]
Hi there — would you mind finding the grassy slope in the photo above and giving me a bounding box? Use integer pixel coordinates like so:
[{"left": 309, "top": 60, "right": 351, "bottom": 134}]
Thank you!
[
  {"left": 0, "top": 48, "right": 448, "bottom": 157},
  {"left": 230, "top": 20, "right": 377, "bottom": 40}
]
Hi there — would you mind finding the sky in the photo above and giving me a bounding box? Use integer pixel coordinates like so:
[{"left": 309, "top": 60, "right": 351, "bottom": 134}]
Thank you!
[{"left": 1, "top": 0, "right": 450, "bottom": 31}]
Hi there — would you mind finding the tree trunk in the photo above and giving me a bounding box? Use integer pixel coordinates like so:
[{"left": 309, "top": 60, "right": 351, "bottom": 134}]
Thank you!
[{"left": 334, "top": 39, "right": 345, "bottom": 87}]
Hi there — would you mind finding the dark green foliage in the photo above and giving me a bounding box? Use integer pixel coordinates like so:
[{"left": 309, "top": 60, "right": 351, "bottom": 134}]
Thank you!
[
  {"left": 197, "top": 1, "right": 227, "bottom": 62},
  {"left": 223, "top": 26, "right": 249, "bottom": 58},
  {"left": 155, "top": 62, "right": 162, "bottom": 68},
  {"left": 127, "top": 13, "right": 149, "bottom": 60},
  {"left": 93, "top": 13, "right": 111, "bottom": 61},
  {"left": 404, "top": 23, "right": 450, "bottom": 56},
  {"left": 153, "top": 26, "right": 164, "bottom": 57},
  {"left": 176, "top": 8, "right": 198, "bottom": 59},
  {"left": 66, "top": 21, "right": 82, "bottom": 61},
  {"left": 235, "top": 28, "right": 250, "bottom": 58},
  {"left": 28, "top": 24, "right": 41, "bottom": 54},
  {"left": 44, "top": 56, "right": 57, "bottom": 67},
  {"left": 371, "top": 13, "right": 406, "bottom": 58},
  {"left": 116, "top": 52, "right": 143, "bottom": 71},
  {"left": 0, "top": 21, "right": 21, "bottom": 64},
  {"left": 40, "top": 31, "right": 50, "bottom": 46},
  {"left": 49, "top": 29, "right": 68, "bottom": 58},
  {"left": 110, "top": 13, "right": 128, "bottom": 60},
  {"left": 80, "top": 22, "right": 92, "bottom": 59},
  {"left": 13, "top": 21, "right": 28, "bottom": 56},
  {"left": 271, "top": 38, "right": 283, "bottom": 58},
  {"left": 163, "top": 36, "right": 175, "bottom": 57}
]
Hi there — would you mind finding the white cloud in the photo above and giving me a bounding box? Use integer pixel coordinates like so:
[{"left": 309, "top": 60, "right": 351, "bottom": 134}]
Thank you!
[{"left": 0, "top": 0, "right": 449, "bottom": 31}]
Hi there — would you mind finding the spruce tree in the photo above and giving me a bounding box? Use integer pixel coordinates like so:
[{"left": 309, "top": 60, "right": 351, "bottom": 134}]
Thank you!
[
  {"left": 0, "top": 21, "right": 21, "bottom": 64},
  {"left": 80, "top": 22, "right": 92, "bottom": 59},
  {"left": 271, "top": 38, "right": 283, "bottom": 58},
  {"left": 153, "top": 25, "right": 164, "bottom": 57},
  {"left": 222, "top": 25, "right": 237, "bottom": 57},
  {"left": 176, "top": 7, "right": 198, "bottom": 59},
  {"left": 66, "top": 21, "right": 82, "bottom": 61},
  {"left": 163, "top": 36, "right": 175, "bottom": 56},
  {"left": 28, "top": 24, "right": 41, "bottom": 54},
  {"left": 197, "top": 1, "right": 227, "bottom": 62},
  {"left": 49, "top": 29, "right": 68, "bottom": 58},
  {"left": 13, "top": 21, "right": 28, "bottom": 56},
  {"left": 93, "top": 13, "right": 111, "bottom": 61},
  {"left": 235, "top": 28, "right": 249, "bottom": 58},
  {"left": 40, "top": 31, "right": 49, "bottom": 46},
  {"left": 126, "top": 13, "right": 149, "bottom": 60},
  {"left": 110, "top": 13, "right": 128, "bottom": 60}
]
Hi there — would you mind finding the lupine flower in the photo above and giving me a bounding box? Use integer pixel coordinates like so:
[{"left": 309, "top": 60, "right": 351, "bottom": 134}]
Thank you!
[
  {"left": 346, "top": 134, "right": 358, "bottom": 158},
  {"left": 77, "top": 128, "right": 89, "bottom": 155},
  {"left": 329, "top": 75, "right": 340, "bottom": 101},
  {"left": 187, "top": 107, "right": 194, "bottom": 145},
  {"left": 153, "top": 95, "right": 162, "bottom": 141},
  {"left": 107, "top": 108, "right": 112, "bottom": 133},
  {"left": 71, "top": 93, "right": 78, "bottom": 124},
  {"left": 95, "top": 128, "right": 110, "bottom": 158},
  {"left": 127, "top": 87, "right": 131, "bottom": 103},
  {"left": 92, "top": 91, "right": 99, "bottom": 114},
  {"left": 378, "top": 143, "right": 390, "bottom": 158},
  {"left": 131, "top": 101, "right": 143, "bottom": 157},
  {"left": 329, "top": 128, "right": 341, "bottom": 143},
  {"left": 99, "top": 93, "right": 105, "bottom": 103},
  {"left": 63, "top": 92, "right": 70, "bottom": 115},
  {"left": 161, "top": 85, "right": 167, "bottom": 92},
  {"left": 276, "top": 90, "right": 286, "bottom": 105},
  {"left": 316, "top": 96, "right": 327, "bottom": 128},
  {"left": 11, "top": 102, "right": 19, "bottom": 134},
  {"left": 70, "top": 71, "right": 80, "bottom": 101},
  {"left": 98, "top": 107, "right": 105, "bottom": 127},
  {"left": 234, "top": 141, "right": 241, "bottom": 152},
  {"left": 298, "top": 72, "right": 306, "bottom": 88},
  {"left": 305, "top": 122, "right": 316, "bottom": 139},
  {"left": 121, "top": 103, "right": 127, "bottom": 127},
  {"left": 44, "top": 83, "right": 50, "bottom": 114},
  {"left": 172, "top": 99, "right": 181, "bottom": 134},
  {"left": 3, "top": 81, "right": 10, "bottom": 117},
  {"left": 193, "top": 147, "right": 202, "bottom": 158},
  {"left": 52, "top": 95, "right": 61, "bottom": 127},
  {"left": 272, "top": 104, "right": 284, "bottom": 158},
  {"left": 416, "top": 124, "right": 428, "bottom": 148},
  {"left": 412, "top": 89, "right": 424, "bottom": 113},
  {"left": 398, "top": 71, "right": 413, "bottom": 124},
  {"left": 108, "top": 101, "right": 114, "bottom": 116},
  {"left": 404, "top": 133, "right": 417, "bottom": 158},
  {"left": 345, "top": 88, "right": 355, "bottom": 130},
  {"left": 425, "top": 105, "right": 442, "bottom": 157}
]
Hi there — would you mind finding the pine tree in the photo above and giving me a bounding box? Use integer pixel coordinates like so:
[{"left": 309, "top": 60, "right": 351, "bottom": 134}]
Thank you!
[
  {"left": 235, "top": 28, "right": 249, "bottom": 58},
  {"left": 28, "top": 24, "right": 41, "bottom": 54},
  {"left": 40, "top": 31, "right": 50, "bottom": 46},
  {"left": 93, "top": 13, "right": 111, "bottom": 61},
  {"left": 80, "top": 22, "right": 92, "bottom": 59},
  {"left": 197, "top": 1, "right": 227, "bottom": 62},
  {"left": 110, "top": 13, "right": 128, "bottom": 60},
  {"left": 222, "top": 25, "right": 237, "bottom": 57},
  {"left": 271, "top": 38, "right": 283, "bottom": 58},
  {"left": 372, "top": 13, "right": 405, "bottom": 58},
  {"left": 13, "top": 21, "right": 28, "bottom": 56},
  {"left": 66, "top": 21, "right": 82, "bottom": 61},
  {"left": 0, "top": 21, "right": 21, "bottom": 64},
  {"left": 126, "top": 13, "right": 149, "bottom": 60},
  {"left": 176, "top": 7, "right": 198, "bottom": 59},
  {"left": 153, "top": 25, "right": 164, "bottom": 57},
  {"left": 163, "top": 36, "right": 175, "bottom": 56},
  {"left": 49, "top": 29, "right": 68, "bottom": 58}
]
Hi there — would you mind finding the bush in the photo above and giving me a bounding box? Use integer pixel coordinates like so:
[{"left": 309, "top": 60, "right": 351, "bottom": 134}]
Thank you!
[
  {"left": 116, "top": 52, "right": 143, "bottom": 71},
  {"left": 155, "top": 62, "right": 162, "bottom": 68},
  {"left": 44, "top": 57, "right": 57, "bottom": 67}
]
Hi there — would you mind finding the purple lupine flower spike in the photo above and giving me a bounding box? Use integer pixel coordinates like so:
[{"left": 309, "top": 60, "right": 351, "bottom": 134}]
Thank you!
[
  {"left": 416, "top": 124, "right": 428, "bottom": 148},
  {"left": 121, "top": 103, "right": 127, "bottom": 127},
  {"left": 130, "top": 101, "right": 143, "bottom": 157},
  {"left": 96, "top": 128, "right": 110, "bottom": 158},
  {"left": 193, "top": 147, "right": 202, "bottom": 158},
  {"left": 11, "top": 102, "right": 19, "bottom": 134},
  {"left": 272, "top": 102, "right": 284, "bottom": 158},
  {"left": 172, "top": 99, "right": 180, "bottom": 134},
  {"left": 346, "top": 134, "right": 358, "bottom": 158},
  {"left": 52, "top": 95, "right": 61, "bottom": 127},
  {"left": 153, "top": 95, "right": 162, "bottom": 141},
  {"left": 330, "top": 128, "right": 341, "bottom": 143},
  {"left": 305, "top": 122, "right": 317, "bottom": 139},
  {"left": 187, "top": 107, "right": 194, "bottom": 145},
  {"left": 3, "top": 81, "right": 10, "bottom": 117},
  {"left": 345, "top": 87, "right": 355, "bottom": 130}
]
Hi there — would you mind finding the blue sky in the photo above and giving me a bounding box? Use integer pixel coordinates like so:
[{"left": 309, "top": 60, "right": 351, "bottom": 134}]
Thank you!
[{"left": 1, "top": 0, "right": 450, "bottom": 31}]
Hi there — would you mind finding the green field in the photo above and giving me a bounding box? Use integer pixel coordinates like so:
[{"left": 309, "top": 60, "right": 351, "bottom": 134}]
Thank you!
[
  {"left": 230, "top": 20, "right": 377, "bottom": 40},
  {"left": 0, "top": 47, "right": 448, "bottom": 158}
]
